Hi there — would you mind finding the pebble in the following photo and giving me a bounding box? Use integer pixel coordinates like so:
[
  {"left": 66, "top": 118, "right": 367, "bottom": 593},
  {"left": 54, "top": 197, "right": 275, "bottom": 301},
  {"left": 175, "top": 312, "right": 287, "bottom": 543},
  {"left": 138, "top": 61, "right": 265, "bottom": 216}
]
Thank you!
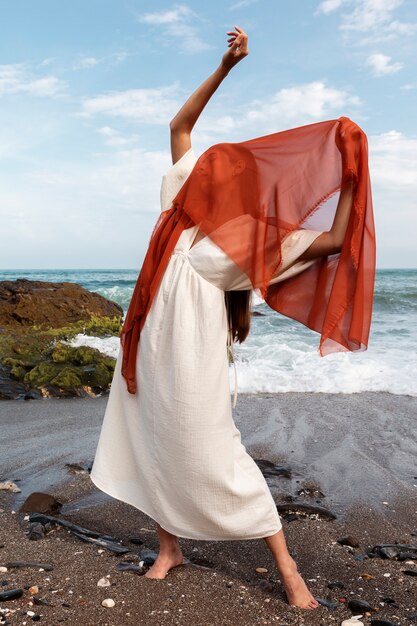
[
  {"left": 370, "top": 620, "right": 400, "bottom": 626},
  {"left": 328, "top": 581, "right": 345, "bottom": 590},
  {"left": 0, "top": 480, "right": 21, "bottom": 493},
  {"left": 0, "top": 588, "right": 24, "bottom": 601},
  {"left": 255, "top": 567, "right": 268, "bottom": 573},
  {"left": 342, "top": 619, "right": 364, "bottom": 626},
  {"left": 316, "top": 597, "right": 339, "bottom": 610},
  {"left": 0, "top": 568, "right": 7, "bottom": 574},
  {"left": 359, "top": 573, "right": 374, "bottom": 580},
  {"left": 29, "top": 586, "right": 39, "bottom": 595},
  {"left": 348, "top": 599, "right": 373, "bottom": 613},
  {"left": 338, "top": 536, "right": 360, "bottom": 548},
  {"left": 97, "top": 577, "right": 111, "bottom": 587},
  {"left": 101, "top": 598, "right": 115, "bottom": 608}
]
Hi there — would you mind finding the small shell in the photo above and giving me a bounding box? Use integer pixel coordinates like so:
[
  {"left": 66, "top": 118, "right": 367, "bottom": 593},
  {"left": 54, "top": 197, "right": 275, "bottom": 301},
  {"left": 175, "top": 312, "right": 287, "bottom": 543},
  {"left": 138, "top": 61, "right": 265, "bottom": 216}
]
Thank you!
[{"left": 101, "top": 598, "right": 115, "bottom": 608}]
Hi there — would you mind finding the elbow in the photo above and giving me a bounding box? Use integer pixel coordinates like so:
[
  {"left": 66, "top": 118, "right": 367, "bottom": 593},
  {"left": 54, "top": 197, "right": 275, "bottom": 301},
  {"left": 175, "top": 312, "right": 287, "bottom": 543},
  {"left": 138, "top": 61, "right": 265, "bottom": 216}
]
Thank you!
[{"left": 169, "top": 118, "right": 192, "bottom": 135}]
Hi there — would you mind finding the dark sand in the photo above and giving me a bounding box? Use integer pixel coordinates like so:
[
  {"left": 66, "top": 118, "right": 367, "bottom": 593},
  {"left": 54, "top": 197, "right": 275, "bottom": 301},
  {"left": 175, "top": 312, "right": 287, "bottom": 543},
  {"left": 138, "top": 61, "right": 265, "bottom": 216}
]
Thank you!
[{"left": 0, "top": 392, "right": 416, "bottom": 625}]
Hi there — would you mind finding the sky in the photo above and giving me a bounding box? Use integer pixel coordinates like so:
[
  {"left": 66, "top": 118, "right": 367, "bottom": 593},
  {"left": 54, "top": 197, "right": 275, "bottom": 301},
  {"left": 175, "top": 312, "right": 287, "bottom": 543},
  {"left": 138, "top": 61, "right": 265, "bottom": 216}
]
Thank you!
[{"left": 0, "top": 0, "right": 416, "bottom": 269}]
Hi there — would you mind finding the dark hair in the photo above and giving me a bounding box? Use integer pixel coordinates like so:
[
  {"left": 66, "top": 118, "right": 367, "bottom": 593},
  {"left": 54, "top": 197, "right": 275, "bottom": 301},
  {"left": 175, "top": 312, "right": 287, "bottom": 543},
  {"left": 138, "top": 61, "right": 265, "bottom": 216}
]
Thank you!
[{"left": 225, "top": 290, "right": 252, "bottom": 344}]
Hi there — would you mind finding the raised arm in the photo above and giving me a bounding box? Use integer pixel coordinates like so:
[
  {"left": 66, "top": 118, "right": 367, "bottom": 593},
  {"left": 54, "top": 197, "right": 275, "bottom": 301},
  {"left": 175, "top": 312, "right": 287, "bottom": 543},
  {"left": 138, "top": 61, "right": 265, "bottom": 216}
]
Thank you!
[{"left": 169, "top": 25, "right": 249, "bottom": 164}]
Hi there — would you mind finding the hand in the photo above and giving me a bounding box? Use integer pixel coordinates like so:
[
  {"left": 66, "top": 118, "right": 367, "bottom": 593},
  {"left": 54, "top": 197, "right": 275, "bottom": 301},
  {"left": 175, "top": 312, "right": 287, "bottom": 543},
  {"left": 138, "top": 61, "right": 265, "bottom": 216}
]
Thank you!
[{"left": 221, "top": 25, "right": 249, "bottom": 72}]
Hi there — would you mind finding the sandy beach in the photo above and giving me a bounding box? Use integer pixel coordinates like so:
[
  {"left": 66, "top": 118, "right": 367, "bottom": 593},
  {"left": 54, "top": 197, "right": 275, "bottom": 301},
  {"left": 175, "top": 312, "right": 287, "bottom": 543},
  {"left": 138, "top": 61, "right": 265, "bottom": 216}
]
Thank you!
[{"left": 1, "top": 392, "right": 416, "bottom": 625}]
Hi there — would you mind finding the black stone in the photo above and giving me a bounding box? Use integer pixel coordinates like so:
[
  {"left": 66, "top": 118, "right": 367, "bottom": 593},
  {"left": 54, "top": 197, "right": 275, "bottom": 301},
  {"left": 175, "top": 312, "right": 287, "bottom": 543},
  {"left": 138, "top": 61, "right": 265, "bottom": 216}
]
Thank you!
[
  {"left": 5, "top": 561, "right": 53, "bottom": 571},
  {"left": 348, "top": 598, "right": 373, "bottom": 613},
  {"left": 315, "top": 597, "right": 339, "bottom": 610},
  {"left": 116, "top": 561, "right": 144, "bottom": 574},
  {"left": 129, "top": 537, "right": 144, "bottom": 546},
  {"left": 254, "top": 459, "right": 292, "bottom": 478},
  {"left": 139, "top": 548, "right": 158, "bottom": 565},
  {"left": 337, "top": 535, "right": 360, "bottom": 548},
  {"left": 370, "top": 620, "right": 400, "bottom": 626},
  {"left": 327, "top": 581, "right": 345, "bottom": 590},
  {"left": 28, "top": 522, "right": 46, "bottom": 541},
  {"left": 403, "top": 569, "right": 417, "bottom": 576},
  {"left": 0, "top": 588, "right": 24, "bottom": 601}
]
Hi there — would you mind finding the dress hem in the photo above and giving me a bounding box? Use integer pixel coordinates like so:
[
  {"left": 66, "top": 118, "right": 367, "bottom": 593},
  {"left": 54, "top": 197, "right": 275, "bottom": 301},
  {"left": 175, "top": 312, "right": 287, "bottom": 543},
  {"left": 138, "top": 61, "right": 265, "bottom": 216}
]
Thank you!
[{"left": 89, "top": 472, "right": 282, "bottom": 542}]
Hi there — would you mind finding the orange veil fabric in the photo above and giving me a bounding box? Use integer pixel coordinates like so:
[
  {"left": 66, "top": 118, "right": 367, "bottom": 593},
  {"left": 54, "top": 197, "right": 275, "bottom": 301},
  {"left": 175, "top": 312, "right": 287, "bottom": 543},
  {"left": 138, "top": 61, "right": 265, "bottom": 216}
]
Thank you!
[{"left": 120, "top": 116, "right": 376, "bottom": 395}]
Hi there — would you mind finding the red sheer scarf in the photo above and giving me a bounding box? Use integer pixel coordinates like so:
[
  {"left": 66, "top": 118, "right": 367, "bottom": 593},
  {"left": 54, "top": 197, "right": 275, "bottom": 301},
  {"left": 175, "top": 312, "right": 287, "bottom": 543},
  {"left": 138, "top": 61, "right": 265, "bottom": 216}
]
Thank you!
[{"left": 120, "top": 116, "right": 376, "bottom": 394}]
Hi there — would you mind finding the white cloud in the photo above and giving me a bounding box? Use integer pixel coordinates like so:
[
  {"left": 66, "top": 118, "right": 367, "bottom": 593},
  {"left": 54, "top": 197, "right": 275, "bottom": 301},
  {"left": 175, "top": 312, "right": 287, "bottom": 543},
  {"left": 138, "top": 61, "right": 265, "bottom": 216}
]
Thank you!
[
  {"left": 366, "top": 52, "right": 403, "bottom": 75},
  {"left": 74, "top": 56, "right": 100, "bottom": 69},
  {"left": 79, "top": 84, "right": 181, "bottom": 123},
  {"left": 370, "top": 130, "right": 417, "bottom": 187},
  {"left": 317, "top": 0, "right": 417, "bottom": 41},
  {"left": 245, "top": 81, "right": 361, "bottom": 124},
  {"left": 0, "top": 63, "right": 66, "bottom": 98},
  {"left": 229, "top": 0, "right": 259, "bottom": 9},
  {"left": 316, "top": 0, "right": 347, "bottom": 15},
  {"left": 138, "top": 4, "right": 212, "bottom": 53},
  {"left": 97, "top": 126, "right": 139, "bottom": 147},
  {"left": 195, "top": 80, "right": 361, "bottom": 145},
  {"left": 368, "top": 130, "right": 417, "bottom": 267}
]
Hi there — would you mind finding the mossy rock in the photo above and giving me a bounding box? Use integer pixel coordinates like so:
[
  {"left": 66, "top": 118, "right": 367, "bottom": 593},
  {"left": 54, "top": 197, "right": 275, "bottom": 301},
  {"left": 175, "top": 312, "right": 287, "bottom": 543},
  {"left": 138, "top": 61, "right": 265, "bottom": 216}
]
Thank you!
[
  {"left": 24, "top": 362, "right": 60, "bottom": 386},
  {"left": 81, "top": 360, "right": 115, "bottom": 389},
  {"left": 10, "top": 365, "right": 27, "bottom": 381},
  {"left": 50, "top": 367, "right": 82, "bottom": 390},
  {"left": 51, "top": 342, "right": 76, "bottom": 363},
  {"left": 3, "top": 357, "right": 26, "bottom": 368}
]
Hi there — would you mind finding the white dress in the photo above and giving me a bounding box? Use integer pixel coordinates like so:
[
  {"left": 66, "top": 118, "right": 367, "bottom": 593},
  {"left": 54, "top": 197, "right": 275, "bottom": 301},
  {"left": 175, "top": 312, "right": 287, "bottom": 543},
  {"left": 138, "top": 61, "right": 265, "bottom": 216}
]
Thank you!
[{"left": 90, "top": 148, "right": 322, "bottom": 541}]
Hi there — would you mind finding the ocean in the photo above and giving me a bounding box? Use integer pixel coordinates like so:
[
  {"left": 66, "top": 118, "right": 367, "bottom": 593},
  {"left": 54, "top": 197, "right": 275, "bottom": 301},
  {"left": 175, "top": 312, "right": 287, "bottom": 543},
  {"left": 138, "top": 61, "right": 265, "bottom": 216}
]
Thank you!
[{"left": 2, "top": 268, "right": 416, "bottom": 396}]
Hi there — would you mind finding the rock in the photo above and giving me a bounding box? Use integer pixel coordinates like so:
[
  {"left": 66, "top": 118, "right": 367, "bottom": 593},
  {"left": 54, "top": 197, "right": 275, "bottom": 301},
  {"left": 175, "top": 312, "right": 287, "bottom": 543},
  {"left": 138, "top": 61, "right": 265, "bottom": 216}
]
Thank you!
[
  {"left": 28, "top": 512, "right": 129, "bottom": 553},
  {"left": 0, "top": 279, "right": 122, "bottom": 398},
  {"left": 370, "top": 543, "right": 417, "bottom": 560},
  {"left": 0, "top": 279, "right": 122, "bottom": 330},
  {"left": 370, "top": 620, "right": 400, "bottom": 626},
  {"left": 65, "top": 463, "right": 89, "bottom": 475},
  {"left": 28, "top": 586, "right": 39, "bottom": 595},
  {"left": 97, "top": 577, "right": 111, "bottom": 587},
  {"left": 348, "top": 598, "right": 374, "bottom": 613},
  {"left": 0, "top": 568, "right": 7, "bottom": 574},
  {"left": 28, "top": 523, "right": 46, "bottom": 541},
  {"left": 402, "top": 569, "right": 417, "bottom": 576},
  {"left": 276, "top": 502, "right": 337, "bottom": 520},
  {"left": 101, "top": 598, "right": 115, "bottom": 608},
  {"left": 0, "top": 481, "right": 21, "bottom": 493},
  {"left": 255, "top": 567, "right": 268, "bottom": 573},
  {"left": 5, "top": 561, "right": 54, "bottom": 571},
  {"left": 338, "top": 536, "right": 360, "bottom": 548},
  {"left": 315, "top": 597, "right": 339, "bottom": 610},
  {"left": 342, "top": 619, "right": 364, "bottom": 626},
  {"left": 139, "top": 549, "right": 158, "bottom": 565},
  {"left": 24, "top": 389, "right": 43, "bottom": 400},
  {"left": 0, "top": 588, "right": 24, "bottom": 601},
  {"left": 328, "top": 581, "right": 345, "bottom": 590},
  {"left": 359, "top": 573, "right": 374, "bottom": 580},
  {"left": 257, "top": 580, "right": 274, "bottom": 592},
  {"left": 128, "top": 537, "right": 144, "bottom": 546},
  {"left": 21, "top": 492, "right": 62, "bottom": 515},
  {"left": 116, "top": 562, "right": 144, "bottom": 574},
  {"left": 254, "top": 459, "right": 292, "bottom": 478}
]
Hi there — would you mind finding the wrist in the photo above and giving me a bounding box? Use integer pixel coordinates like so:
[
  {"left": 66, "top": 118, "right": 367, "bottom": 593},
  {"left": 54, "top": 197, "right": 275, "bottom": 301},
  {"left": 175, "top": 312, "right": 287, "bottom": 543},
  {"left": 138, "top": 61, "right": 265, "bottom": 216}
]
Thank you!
[{"left": 217, "top": 62, "right": 231, "bottom": 79}]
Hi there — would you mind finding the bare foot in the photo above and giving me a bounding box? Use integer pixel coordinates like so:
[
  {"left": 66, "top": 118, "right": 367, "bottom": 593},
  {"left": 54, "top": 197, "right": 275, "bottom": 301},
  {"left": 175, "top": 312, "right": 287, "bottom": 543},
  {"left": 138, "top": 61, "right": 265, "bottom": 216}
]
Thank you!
[
  {"left": 144, "top": 546, "right": 185, "bottom": 580},
  {"left": 278, "top": 557, "right": 319, "bottom": 609}
]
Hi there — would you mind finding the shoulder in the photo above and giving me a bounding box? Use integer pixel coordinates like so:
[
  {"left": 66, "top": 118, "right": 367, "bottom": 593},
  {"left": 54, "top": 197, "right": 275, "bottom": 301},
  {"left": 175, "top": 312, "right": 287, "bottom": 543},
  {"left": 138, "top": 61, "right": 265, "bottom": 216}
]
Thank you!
[{"left": 160, "top": 147, "right": 199, "bottom": 213}]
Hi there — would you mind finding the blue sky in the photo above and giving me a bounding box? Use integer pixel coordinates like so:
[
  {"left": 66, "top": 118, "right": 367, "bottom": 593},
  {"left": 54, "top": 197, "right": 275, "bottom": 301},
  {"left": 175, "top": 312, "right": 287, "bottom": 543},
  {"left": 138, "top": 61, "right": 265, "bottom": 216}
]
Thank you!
[{"left": 1, "top": 0, "right": 416, "bottom": 269}]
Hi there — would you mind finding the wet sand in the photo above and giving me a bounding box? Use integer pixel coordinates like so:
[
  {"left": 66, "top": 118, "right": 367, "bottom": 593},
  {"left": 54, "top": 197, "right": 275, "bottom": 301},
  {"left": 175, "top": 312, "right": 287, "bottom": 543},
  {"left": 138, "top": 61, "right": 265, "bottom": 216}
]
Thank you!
[{"left": 0, "top": 392, "right": 416, "bottom": 625}]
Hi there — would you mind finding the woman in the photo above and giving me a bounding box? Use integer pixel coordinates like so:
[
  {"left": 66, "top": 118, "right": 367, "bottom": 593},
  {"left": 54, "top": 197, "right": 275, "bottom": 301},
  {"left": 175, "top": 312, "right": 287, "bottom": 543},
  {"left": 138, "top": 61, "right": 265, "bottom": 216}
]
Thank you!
[{"left": 90, "top": 26, "right": 375, "bottom": 611}]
